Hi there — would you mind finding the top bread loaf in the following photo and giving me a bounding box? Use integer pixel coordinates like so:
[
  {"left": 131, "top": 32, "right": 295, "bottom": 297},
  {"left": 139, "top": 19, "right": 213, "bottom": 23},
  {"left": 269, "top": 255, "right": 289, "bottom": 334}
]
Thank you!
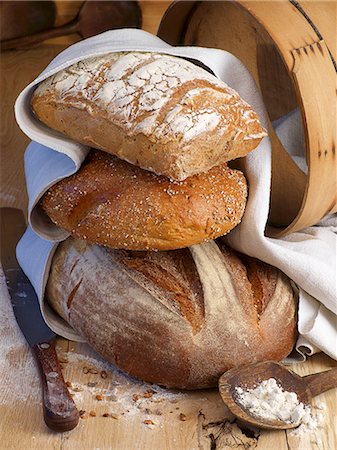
[{"left": 31, "top": 52, "right": 266, "bottom": 181}]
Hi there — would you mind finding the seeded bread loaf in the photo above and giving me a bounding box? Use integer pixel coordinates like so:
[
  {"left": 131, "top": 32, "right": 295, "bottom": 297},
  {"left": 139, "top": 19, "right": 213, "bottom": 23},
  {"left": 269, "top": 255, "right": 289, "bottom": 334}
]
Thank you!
[
  {"left": 31, "top": 52, "right": 266, "bottom": 181},
  {"left": 46, "top": 237, "right": 297, "bottom": 389},
  {"left": 39, "top": 150, "right": 248, "bottom": 251}
]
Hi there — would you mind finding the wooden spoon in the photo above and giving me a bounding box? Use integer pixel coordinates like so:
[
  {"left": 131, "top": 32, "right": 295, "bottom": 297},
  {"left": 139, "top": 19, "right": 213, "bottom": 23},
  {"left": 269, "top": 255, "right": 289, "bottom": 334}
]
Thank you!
[
  {"left": 219, "top": 361, "right": 337, "bottom": 430},
  {"left": 1, "top": 0, "right": 141, "bottom": 51}
]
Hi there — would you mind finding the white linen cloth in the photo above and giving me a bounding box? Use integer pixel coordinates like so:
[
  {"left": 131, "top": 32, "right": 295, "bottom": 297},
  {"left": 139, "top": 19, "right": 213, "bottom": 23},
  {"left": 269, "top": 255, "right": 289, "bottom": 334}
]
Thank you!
[{"left": 15, "top": 29, "right": 337, "bottom": 360}]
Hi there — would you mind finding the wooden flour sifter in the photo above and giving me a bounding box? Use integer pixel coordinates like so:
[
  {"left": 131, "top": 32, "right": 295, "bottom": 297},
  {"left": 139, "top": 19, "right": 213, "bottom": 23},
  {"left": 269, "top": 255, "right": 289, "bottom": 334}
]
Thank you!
[{"left": 158, "top": 0, "right": 336, "bottom": 237}]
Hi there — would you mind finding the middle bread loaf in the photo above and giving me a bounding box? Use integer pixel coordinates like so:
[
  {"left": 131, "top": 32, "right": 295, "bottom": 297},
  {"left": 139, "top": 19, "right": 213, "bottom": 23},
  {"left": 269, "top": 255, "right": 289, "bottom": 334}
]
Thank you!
[{"left": 39, "top": 150, "right": 248, "bottom": 251}]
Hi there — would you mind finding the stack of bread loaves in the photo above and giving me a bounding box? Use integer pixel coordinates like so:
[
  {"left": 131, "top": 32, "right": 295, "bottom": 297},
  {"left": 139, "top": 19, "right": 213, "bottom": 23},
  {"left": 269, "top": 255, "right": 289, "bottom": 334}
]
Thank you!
[{"left": 31, "top": 52, "right": 297, "bottom": 389}]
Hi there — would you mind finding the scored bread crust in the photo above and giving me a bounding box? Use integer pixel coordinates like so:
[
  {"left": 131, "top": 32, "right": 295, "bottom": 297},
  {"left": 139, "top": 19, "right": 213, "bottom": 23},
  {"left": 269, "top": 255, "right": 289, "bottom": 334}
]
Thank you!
[
  {"left": 39, "top": 150, "right": 248, "bottom": 251},
  {"left": 31, "top": 52, "right": 267, "bottom": 181},
  {"left": 46, "top": 237, "right": 297, "bottom": 389}
]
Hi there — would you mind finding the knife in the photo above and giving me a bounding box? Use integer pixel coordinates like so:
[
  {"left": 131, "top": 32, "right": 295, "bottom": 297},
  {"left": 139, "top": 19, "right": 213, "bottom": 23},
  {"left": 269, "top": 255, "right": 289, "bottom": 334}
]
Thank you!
[{"left": 0, "top": 207, "right": 79, "bottom": 432}]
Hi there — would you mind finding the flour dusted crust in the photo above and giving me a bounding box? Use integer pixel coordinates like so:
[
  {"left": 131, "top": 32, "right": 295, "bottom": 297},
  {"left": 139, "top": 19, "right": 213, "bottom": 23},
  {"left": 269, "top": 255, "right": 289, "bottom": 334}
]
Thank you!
[
  {"left": 32, "top": 52, "right": 267, "bottom": 180},
  {"left": 39, "top": 150, "right": 248, "bottom": 251},
  {"left": 46, "top": 237, "right": 297, "bottom": 389}
]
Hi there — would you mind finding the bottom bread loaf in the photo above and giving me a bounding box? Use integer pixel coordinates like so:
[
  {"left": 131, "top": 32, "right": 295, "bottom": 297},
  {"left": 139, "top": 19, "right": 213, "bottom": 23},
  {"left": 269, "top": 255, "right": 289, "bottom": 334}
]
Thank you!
[{"left": 46, "top": 237, "right": 297, "bottom": 389}]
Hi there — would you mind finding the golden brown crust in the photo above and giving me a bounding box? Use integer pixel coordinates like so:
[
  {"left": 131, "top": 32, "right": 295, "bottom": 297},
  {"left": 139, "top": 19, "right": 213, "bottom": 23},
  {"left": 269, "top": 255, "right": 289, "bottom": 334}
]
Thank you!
[
  {"left": 39, "top": 150, "right": 248, "bottom": 251},
  {"left": 46, "top": 237, "right": 297, "bottom": 389},
  {"left": 116, "top": 249, "right": 205, "bottom": 333},
  {"left": 31, "top": 52, "right": 267, "bottom": 181}
]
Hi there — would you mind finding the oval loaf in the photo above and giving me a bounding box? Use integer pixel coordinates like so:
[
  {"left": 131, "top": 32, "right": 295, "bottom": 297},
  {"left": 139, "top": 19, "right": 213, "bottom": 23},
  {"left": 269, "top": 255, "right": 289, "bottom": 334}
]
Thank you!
[
  {"left": 46, "top": 237, "right": 297, "bottom": 389},
  {"left": 31, "top": 52, "right": 267, "bottom": 180},
  {"left": 39, "top": 150, "right": 248, "bottom": 251}
]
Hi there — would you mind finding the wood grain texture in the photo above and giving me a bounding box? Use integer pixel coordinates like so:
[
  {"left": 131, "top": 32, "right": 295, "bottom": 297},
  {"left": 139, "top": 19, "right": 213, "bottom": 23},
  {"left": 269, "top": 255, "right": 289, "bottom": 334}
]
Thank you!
[
  {"left": 299, "top": 1, "right": 336, "bottom": 62},
  {"left": 31, "top": 340, "right": 80, "bottom": 432},
  {"left": 0, "top": 1, "right": 336, "bottom": 449}
]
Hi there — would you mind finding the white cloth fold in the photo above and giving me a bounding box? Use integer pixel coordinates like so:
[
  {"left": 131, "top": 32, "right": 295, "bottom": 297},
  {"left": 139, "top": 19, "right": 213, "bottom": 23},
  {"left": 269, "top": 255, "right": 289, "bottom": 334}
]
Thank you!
[
  {"left": 25, "top": 142, "right": 85, "bottom": 241},
  {"left": 15, "top": 29, "right": 337, "bottom": 359},
  {"left": 16, "top": 226, "right": 83, "bottom": 341},
  {"left": 297, "top": 290, "right": 337, "bottom": 360}
]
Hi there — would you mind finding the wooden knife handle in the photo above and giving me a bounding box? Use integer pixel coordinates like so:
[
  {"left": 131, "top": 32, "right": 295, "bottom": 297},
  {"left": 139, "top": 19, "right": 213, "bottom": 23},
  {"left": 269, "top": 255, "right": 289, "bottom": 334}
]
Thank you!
[{"left": 32, "top": 340, "right": 79, "bottom": 432}]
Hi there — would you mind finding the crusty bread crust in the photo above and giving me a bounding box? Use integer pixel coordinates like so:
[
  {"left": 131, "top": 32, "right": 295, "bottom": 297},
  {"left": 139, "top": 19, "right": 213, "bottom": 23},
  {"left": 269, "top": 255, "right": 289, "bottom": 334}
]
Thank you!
[
  {"left": 31, "top": 52, "right": 266, "bottom": 181},
  {"left": 39, "top": 150, "right": 248, "bottom": 251},
  {"left": 46, "top": 237, "right": 297, "bottom": 389}
]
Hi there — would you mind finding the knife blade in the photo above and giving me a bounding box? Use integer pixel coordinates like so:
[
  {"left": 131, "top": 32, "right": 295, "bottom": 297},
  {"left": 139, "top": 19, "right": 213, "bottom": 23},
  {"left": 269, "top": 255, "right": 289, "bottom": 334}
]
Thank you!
[{"left": 0, "top": 207, "right": 79, "bottom": 432}]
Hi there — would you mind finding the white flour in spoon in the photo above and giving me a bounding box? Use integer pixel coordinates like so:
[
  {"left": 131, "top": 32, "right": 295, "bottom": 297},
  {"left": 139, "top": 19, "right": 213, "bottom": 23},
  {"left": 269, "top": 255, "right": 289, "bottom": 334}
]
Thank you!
[{"left": 235, "top": 378, "right": 325, "bottom": 434}]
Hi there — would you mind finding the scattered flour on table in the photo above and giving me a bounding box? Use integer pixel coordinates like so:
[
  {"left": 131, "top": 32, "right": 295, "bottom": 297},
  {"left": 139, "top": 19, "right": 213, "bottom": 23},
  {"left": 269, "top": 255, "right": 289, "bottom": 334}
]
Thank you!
[
  {"left": 59, "top": 351, "right": 188, "bottom": 426},
  {"left": 235, "top": 378, "right": 325, "bottom": 435},
  {"left": 0, "top": 269, "right": 40, "bottom": 405}
]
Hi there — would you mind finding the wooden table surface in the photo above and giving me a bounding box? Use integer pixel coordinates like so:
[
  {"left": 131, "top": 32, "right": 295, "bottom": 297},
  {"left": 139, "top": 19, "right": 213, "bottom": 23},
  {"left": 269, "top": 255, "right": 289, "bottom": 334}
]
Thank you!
[{"left": 0, "top": 2, "right": 336, "bottom": 449}]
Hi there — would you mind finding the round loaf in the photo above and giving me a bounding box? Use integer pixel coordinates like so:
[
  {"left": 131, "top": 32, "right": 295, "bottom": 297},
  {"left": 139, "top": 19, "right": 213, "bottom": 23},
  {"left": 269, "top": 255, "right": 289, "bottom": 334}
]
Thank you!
[
  {"left": 39, "top": 150, "right": 248, "bottom": 251},
  {"left": 31, "top": 52, "right": 266, "bottom": 181},
  {"left": 46, "top": 237, "right": 297, "bottom": 389}
]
